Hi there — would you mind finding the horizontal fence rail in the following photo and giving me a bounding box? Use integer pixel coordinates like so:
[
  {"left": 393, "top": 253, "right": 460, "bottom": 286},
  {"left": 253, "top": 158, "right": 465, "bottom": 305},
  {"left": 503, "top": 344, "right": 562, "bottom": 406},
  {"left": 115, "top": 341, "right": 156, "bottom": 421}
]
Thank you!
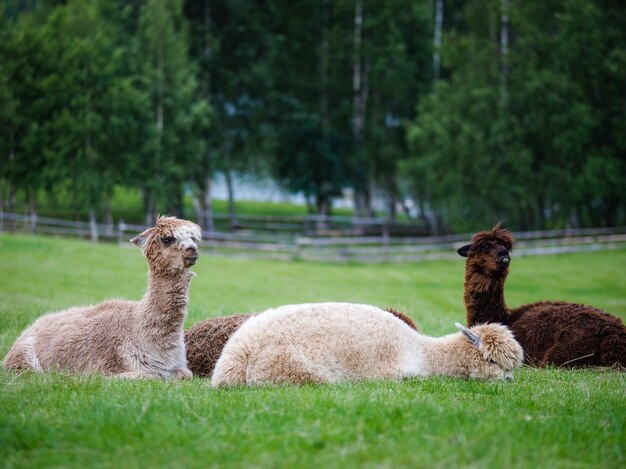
[{"left": 1, "top": 212, "right": 626, "bottom": 263}]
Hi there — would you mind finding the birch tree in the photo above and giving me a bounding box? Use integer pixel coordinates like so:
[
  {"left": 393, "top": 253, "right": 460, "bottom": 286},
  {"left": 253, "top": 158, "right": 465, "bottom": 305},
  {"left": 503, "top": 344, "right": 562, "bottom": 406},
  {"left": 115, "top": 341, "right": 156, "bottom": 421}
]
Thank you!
[{"left": 136, "top": 0, "right": 203, "bottom": 224}]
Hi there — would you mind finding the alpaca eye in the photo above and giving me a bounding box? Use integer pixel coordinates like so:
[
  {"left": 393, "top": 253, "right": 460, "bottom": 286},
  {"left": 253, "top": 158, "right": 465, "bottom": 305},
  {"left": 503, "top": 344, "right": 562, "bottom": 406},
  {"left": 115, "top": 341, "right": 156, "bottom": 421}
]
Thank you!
[
  {"left": 487, "top": 359, "right": 497, "bottom": 365},
  {"left": 481, "top": 243, "right": 490, "bottom": 251},
  {"left": 162, "top": 236, "right": 175, "bottom": 246}
]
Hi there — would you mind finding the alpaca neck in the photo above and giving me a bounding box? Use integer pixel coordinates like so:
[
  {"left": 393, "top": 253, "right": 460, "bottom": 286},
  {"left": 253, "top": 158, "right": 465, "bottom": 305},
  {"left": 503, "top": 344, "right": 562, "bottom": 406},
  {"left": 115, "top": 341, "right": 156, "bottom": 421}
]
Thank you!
[
  {"left": 463, "top": 267, "right": 511, "bottom": 326},
  {"left": 420, "top": 335, "right": 472, "bottom": 378},
  {"left": 139, "top": 269, "right": 192, "bottom": 336},
  {"left": 400, "top": 333, "right": 469, "bottom": 379}
]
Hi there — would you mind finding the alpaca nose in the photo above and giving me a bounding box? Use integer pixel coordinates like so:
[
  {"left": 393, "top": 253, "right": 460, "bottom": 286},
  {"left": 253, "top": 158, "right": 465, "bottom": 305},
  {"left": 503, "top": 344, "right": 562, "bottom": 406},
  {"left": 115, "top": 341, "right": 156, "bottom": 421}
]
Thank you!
[
  {"left": 504, "top": 371, "right": 514, "bottom": 381},
  {"left": 185, "top": 246, "right": 198, "bottom": 257},
  {"left": 497, "top": 249, "right": 510, "bottom": 265}
]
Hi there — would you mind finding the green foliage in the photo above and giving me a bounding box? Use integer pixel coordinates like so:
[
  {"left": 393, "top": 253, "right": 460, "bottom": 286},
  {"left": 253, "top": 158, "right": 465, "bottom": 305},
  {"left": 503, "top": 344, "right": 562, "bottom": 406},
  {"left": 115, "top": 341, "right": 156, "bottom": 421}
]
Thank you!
[
  {"left": 1, "top": 0, "right": 625, "bottom": 228},
  {"left": 264, "top": 0, "right": 432, "bottom": 215},
  {"left": 0, "top": 234, "right": 625, "bottom": 467},
  {"left": 404, "top": 0, "right": 626, "bottom": 231},
  {"left": 38, "top": 1, "right": 124, "bottom": 210},
  {"left": 0, "top": 0, "right": 209, "bottom": 223},
  {"left": 134, "top": 0, "right": 210, "bottom": 218}
]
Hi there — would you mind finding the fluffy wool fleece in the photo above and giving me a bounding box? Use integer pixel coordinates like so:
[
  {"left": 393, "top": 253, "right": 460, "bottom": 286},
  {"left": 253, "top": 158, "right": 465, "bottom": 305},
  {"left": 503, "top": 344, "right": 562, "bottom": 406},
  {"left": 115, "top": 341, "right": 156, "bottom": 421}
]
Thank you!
[
  {"left": 3, "top": 216, "right": 202, "bottom": 379},
  {"left": 186, "top": 314, "right": 252, "bottom": 377},
  {"left": 211, "top": 303, "right": 523, "bottom": 387},
  {"left": 185, "top": 307, "right": 418, "bottom": 377}
]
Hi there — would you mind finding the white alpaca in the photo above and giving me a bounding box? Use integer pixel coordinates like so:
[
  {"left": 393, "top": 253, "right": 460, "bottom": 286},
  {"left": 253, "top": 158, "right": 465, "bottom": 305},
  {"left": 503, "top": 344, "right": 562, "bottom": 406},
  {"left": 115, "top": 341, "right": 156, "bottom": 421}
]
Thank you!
[
  {"left": 3, "top": 216, "right": 201, "bottom": 379},
  {"left": 212, "top": 303, "right": 524, "bottom": 386}
]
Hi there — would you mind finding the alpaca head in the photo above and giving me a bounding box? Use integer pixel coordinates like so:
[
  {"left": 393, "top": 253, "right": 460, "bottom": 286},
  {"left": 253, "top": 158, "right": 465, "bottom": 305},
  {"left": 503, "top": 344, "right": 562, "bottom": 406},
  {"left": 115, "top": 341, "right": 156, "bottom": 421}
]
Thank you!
[
  {"left": 457, "top": 222, "right": 514, "bottom": 278},
  {"left": 455, "top": 322, "right": 524, "bottom": 380},
  {"left": 131, "top": 216, "right": 202, "bottom": 276}
]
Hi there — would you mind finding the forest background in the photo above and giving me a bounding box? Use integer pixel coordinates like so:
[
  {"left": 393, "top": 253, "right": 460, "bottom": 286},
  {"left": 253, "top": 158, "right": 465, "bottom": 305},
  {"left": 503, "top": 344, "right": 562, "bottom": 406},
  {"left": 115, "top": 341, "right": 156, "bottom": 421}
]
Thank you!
[{"left": 1, "top": 0, "right": 625, "bottom": 234}]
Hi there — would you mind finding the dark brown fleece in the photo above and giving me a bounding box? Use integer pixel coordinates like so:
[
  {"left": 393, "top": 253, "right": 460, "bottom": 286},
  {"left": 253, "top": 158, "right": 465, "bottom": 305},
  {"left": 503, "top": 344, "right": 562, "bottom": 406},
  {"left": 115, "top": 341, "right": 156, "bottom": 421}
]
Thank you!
[
  {"left": 185, "top": 314, "right": 251, "bottom": 377},
  {"left": 185, "top": 307, "right": 418, "bottom": 377},
  {"left": 385, "top": 307, "right": 419, "bottom": 331},
  {"left": 459, "top": 224, "right": 626, "bottom": 368}
]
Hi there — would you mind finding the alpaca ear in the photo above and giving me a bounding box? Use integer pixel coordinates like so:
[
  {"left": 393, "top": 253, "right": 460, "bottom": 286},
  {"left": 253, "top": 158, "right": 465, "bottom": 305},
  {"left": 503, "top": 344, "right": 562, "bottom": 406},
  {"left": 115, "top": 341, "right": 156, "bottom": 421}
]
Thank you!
[
  {"left": 455, "top": 322, "right": 482, "bottom": 348},
  {"left": 130, "top": 227, "right": 153, "bottom": 248},
  {"left": 130, "top": 234, "right": 147, "bottom": 247},
  {"left": 457, "top": 244, "right": 471, "bottom": 257}
]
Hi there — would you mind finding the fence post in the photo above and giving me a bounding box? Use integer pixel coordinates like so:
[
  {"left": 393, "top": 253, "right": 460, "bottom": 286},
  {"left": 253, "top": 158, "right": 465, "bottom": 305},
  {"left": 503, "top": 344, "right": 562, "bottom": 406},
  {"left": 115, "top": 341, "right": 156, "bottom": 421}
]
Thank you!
[
  {"left": 382, "top": 220, "right": 390, "bottom": 262},
  {"left": 118, "top": 220, "right": 127, "bottom": 244},
  {"left": 293, "top": 237, "right": 302, "bottom": 261},
  {"left": 30, "top": 211, "right": 37, "bottom": 233}
]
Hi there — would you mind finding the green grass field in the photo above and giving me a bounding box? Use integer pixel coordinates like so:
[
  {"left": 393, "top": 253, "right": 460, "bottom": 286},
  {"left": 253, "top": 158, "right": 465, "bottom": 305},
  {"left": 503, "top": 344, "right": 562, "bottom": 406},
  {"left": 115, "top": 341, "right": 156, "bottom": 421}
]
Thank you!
[
  {"left": 33, "top": 186, "right": 354, "bottom": 224},
  {"left": 1, "top": 234, "right": 625, "bottom": 468}
]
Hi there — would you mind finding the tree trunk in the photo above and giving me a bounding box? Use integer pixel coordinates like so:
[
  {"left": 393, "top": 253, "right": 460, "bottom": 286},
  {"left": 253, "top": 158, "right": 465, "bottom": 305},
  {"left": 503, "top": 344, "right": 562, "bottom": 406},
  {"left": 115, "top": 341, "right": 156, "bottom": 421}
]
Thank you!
[
  {"left": 202, "top": 0, "right": 212, "bottom": 97},
  {"left": 567, "top": 209, "right": 580, "bottom": 230},
  {"left": 104, "top": 197, "right": 114, "bottom": 237},
  {"left": 88, "top": 206, "right": 99, "bottom": 242},
  {"left": 194, "top": 176, "right": 214, "bottom": 232},
  {"left": 141, "top": 37, "right": 161, "bottom": 229},
  {"left": 367, "top": 162, "right": 375, "bottom": 219},
  {"left": 142, "top": 187, "right": 156, "bottom": 226},
  {"left": 0, "top": 180, "right": 4, "bottom": 232},
  {"left": 201, "top": 176, "right": 214, "bottom": 232},
  {"left": 29, "top": 192, "right": 37, "bottom": 234},
  {"left": 316, "top": 194, "right": 330, "bottom": 232},
  {"left": 400, "top": 198, "right": 413, "bottom": 222},
  {"left": 499, "top": 0, "right": 509, "bottom": 107},
  {"left": 352, "top": 0, "right": 363, "bottom": 220},
  {"left": 157, "top": 48, "right": 165, "bottom": 139},
  {"left": 7, "top": 147, "right": 16, "bottom": 231},
  {"left": 386, "top": 184, "right": 397, "bottom": 221},
  {"left": 319, "top": 0, "right": 329, "bottom": 135},
  {"left": 423, "top": 199, "right": 440, "bottom": 234},
  {"left": 85, "top": 128, "right": 99, "bottom": 242},
  {"left": 536, "top": 194, "right": 546, "bottom": 229},
  {"left": 152, "top": 42, "right": 165, "bottom": 226},
  {"left": 603, "top": 198, "right": 617, "bottom": 227},
  {"left": 352, "top": 0, "right": 363, "bottom": 134},
  {"left": 197, "top": 0, "right": 214, "bottom": 233},
  {"left": 433, "top": 0, "right": 444, "bottom": 81},
  {"left": 224, "top": 169, "right": 237, "bottom": 230},
  {"left": 354, "top": 192, "right": 366, "bottom": 223},
  {"left": 305, "top": 193, "right": 315, "bottom": 214},
  {"left": 352, "top": 0, "right": 371, "bottom": 219},
  {"left": 167, "top": 187, "right": 184, "bottom": 219}
]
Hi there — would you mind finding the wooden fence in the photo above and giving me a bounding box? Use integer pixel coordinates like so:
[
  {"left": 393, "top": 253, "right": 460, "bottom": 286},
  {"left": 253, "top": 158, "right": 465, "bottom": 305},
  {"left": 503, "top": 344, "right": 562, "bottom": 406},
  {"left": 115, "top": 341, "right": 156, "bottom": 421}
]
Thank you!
[
  {"left": 2, "top": 212, "right": 626, "bottom": 263},
  {"left": 209, "top": 212, "right": 429, "bottom": 237}
]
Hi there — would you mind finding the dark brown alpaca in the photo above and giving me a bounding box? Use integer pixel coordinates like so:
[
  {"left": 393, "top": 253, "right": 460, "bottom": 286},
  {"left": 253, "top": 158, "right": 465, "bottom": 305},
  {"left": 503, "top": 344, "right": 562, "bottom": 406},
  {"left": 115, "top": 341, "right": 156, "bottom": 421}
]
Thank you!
[
  {"left": 185, "top": 308, "right": 418, "bottom": 377},
  {"left": 458, "top": 224, "right": 626, "bottom": 368},
  {"left": 186, "top": 314, "right": 251, "bottom": 377}
]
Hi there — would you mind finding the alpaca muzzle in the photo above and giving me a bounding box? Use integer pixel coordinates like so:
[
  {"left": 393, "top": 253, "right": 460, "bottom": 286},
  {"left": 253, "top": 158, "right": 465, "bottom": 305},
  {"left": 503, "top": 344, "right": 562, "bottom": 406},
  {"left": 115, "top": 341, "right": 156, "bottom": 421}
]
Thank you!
[
  {"left": 497, "top": 254, "right": 511, "bottom": 268},
  {"left": 183, "top": 247, "right": 199, "bottom": 267}
]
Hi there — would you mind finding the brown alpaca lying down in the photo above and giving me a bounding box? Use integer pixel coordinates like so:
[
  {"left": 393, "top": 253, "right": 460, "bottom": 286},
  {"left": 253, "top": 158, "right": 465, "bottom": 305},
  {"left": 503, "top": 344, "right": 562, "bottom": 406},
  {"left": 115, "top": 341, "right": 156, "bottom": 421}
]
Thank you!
[
  {"left": 185, "top": 307, "right": 418, "bottom": 377},
  {"left": 458, "top": 224, "right": 626, "bottom": 368},
  {"left": 186, "top": 314, "right": 251, "bottom": 377}
]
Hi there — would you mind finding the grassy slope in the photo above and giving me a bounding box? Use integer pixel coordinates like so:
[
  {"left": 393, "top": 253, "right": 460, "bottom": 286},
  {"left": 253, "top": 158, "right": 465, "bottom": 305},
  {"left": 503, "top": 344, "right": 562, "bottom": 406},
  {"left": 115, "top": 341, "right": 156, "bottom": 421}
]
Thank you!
[
  {"left": 0, "top": 234, "right": 625, "bottom": 468},
  {"left": 34, "top": 186, "right": 353, "bottom": 224}
]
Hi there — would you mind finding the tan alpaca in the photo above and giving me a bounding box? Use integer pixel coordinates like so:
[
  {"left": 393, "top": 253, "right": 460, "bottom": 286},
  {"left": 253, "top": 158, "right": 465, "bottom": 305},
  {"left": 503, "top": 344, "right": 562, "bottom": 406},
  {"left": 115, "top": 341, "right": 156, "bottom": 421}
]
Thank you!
[
  {"left": 211, "top": 303, "right": 524, "bottom": 387},
  {"left": 186, "top": 307, "right": 417, "bottom": 377},
  {"left": 3, "top": 216, "right": 201, "bottom": 379}
]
